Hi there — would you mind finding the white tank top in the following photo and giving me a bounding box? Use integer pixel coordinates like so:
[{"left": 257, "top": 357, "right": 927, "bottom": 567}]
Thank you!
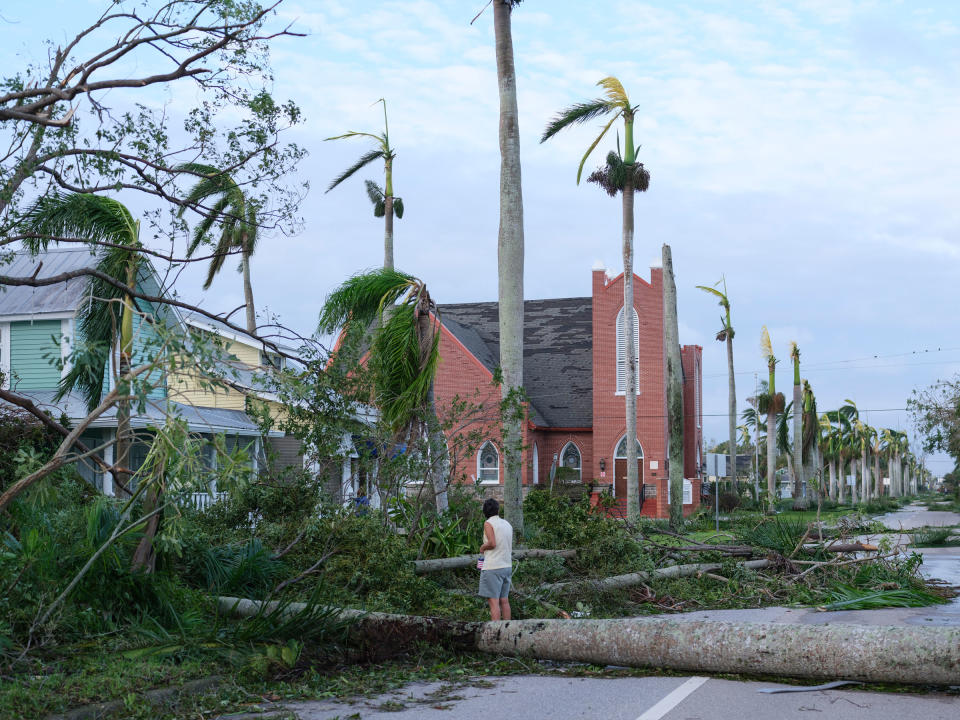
[{"left": 482, "top": 516, "right": 513, "bottom": 570}]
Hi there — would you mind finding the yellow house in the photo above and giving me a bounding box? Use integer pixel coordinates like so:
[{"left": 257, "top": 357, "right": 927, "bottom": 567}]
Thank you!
[{"left": 169, "top": 312, "right": 302, "bottom": 469}]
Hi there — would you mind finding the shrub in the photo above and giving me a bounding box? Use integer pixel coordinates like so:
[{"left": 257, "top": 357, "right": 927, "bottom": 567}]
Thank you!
[{"left": 719, "top": 492, "right": 740, "bottom": 513}]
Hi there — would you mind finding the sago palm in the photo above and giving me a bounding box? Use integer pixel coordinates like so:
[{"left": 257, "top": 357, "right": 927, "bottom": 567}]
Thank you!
[
  {"left": 541, "top": 76, "right": 650, "bottom": 522},
  {"left": 318, "top": 268, "right": 447, "bottom": 512},
  {"left": 324, "top": 99, "right": 404, "bottom": 270},
  {"left": 697, "top": 277, "right": 736, "bottom": 492},
  {"left": 178, "top": 163, "right": 260, "bottom": 334}
]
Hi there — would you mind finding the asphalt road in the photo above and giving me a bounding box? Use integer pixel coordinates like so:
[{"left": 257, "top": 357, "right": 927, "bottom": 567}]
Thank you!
[{"left": 283, "top": 675, "right": 960, "bottom": 720}]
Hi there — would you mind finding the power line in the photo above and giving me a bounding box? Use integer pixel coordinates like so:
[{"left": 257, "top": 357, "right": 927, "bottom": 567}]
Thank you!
[{"left": 702, "top": 345, "right": 960, "bottom": 379}]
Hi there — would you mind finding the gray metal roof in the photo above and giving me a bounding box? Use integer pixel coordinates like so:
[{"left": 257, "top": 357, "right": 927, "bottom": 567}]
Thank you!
[
  {"left": 0, "top": 248, "right": 94, "bottom": 315},
  {"left": 3, "top": 389, "right": 276, "bottom": 436},
  {"left": 438, "top": 297, "right": 594, "bottom": 428},
  {"left": 0, "top": 249, "right": 185, "bottom": 332}
]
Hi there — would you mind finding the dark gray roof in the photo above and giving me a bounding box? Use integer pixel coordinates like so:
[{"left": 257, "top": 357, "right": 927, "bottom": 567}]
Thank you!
[
  {"left": 0, "top": 249, "right": 94, "bottom": 315},
  {"left": 438, "top": 297, "right": 593, "bottom": 428}
]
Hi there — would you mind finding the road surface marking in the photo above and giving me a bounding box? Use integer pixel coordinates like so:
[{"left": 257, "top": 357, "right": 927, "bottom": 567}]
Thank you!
[{"left": 635, "top": 676, "right": 710, "bottom": 720}]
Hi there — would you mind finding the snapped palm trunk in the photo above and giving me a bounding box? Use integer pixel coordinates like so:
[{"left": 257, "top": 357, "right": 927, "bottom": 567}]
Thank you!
[
  {"left": 493, "top": 0, "right": 525, "bottom": 534},
  {"left": 726, "top": 336, "right": 737, "bottom": 494},
  {"left": 662, "top": 245, "right": 684, "bottom": 529}
]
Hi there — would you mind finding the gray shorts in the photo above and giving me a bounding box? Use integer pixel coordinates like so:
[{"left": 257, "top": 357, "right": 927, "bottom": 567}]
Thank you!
[{"left": 479, "top": 567, "right": 512, "bottom": 598}]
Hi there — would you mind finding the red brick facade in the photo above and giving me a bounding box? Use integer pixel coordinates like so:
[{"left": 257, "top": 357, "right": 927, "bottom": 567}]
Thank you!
[{"left": 433, "top": 266, "right": 703, "bottom": 520}]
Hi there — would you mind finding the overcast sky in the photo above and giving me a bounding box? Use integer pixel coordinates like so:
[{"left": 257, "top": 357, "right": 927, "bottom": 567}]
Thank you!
[{"left": 5, "top": 1, "right": 960, "bottom": 474}]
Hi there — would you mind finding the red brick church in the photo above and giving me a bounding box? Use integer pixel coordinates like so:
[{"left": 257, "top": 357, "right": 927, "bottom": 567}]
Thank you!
[{"left": 433, "top": 262, "right": 703, "bottom": 519}]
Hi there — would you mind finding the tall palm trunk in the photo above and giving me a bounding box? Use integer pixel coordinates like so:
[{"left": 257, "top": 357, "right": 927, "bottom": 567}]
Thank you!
[
  {"left": 384, "top": 156, "right": 395, "bottom": 270},
  {"left": 828, "top": 458, "right": 837, "bottom": 501},
  {"left": 890, "top": 452, "right": 899, "bottom": 497},
  {"left": 765, "top": 411, "right": 776, "bottom": 512},
  {"left": 241, "top": 239, "right": 256, "bottom": 335},
  {"left": 792, "top": 359, "right": 803, "bottom": 503},
  {"left": 850, "top": 457, "right": 859, "bottom": 504},
  {"left": 726, "top": 334, "right": 737, "bottom": 494},
  {"left": 838, "top": 455, "right": 846, "bottom": 503},
  {"left": 861, "top": 445, "right": 870, "bottom": 503},
  {"left": 493, "top": 0, "right": 525, "bottom": 534},
  {"left": 623, "top": 172, "right": 640, "bottom": 521},
  {"left": 874, "top": 451, "right": 882, "bottom": 497},
  {"left": 662, "top": 245, "right": 683, "bottom": 529}
]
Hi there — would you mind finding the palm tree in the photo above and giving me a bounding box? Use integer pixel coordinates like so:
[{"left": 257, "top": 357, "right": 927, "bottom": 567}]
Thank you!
[
  {"left": 788, "top": 342, "right": 806, "bottom": 506},
  {"left": 318, "top": 268, "right": 448, "bottom": 512},
  {"left": 178, "top": 163, "right": 260, "bottom": 334},
  {"left": 324, "top": 99, "right": 403, "bottom": 271},
  {"left": 19, "top": 192, "right": 157, "bottom": 566},
  {"left": 697, "top": 277, "right": 736, "bottom": 492},
  {"left": 541, "top": 76, "right": 650, "bottom": 522},
  {"left": 759, "top": 327, "right": 783, "bottom": 513},
  {"left": 492, "top": 0, "right": 526, "bottom": 533},
  {"left": 801, "top": 381, "right": 820, "bottom": 497},
  {"left": 819, "top": 413, "right": 840, "bottom": 501}
]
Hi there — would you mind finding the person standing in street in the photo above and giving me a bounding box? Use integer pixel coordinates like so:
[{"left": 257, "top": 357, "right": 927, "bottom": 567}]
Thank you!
[{"left": 478, "top": 498, "right": 513, "bottom": 620}]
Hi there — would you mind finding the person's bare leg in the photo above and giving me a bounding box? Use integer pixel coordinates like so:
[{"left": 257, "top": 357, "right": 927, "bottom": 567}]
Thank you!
[
  {"left": 500, "top": 598, "right": 511, "bottom": 621},
  {"left": 488, "top": 598, "right": 501, "bottom": 620}
]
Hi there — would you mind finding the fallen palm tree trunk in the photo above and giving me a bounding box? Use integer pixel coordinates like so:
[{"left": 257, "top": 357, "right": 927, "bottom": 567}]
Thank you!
[
  {"left": 802, "top": 542, "right": 878, "bottom": 554},
  {"left": 538, "top": 558, "right": 772, "bottom": 594},
  {"left": 218, "top": 596, "right": 960, "bottom": 685},
  {"left": 413, "top": 548, "right": 576, "bottom": 574}
]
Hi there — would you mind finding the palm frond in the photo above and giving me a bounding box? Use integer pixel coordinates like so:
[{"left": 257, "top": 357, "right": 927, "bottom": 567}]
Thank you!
[
  {"left": 597, "top": 76, "right": 630, "bottom": 106},
  {"left": 540, "top": 100, "right": 612, "bottom": 143},
  {"left": 760, "top": 326, "right": 773, "bottom": 360},
  {"left": 59, "top": 246, "right": 141, "bottom": 410},
  {"left": 393, "top": 197, "right": 404, "bottom": 219},
  {"left": 364, "top": 180, "right": 384, "bottom": 204},
  {"left": 18, "top": 192, "right": 137, "bottom": 251},
  {"left": 326, "top": 150, "right": 385, "bottom": 192},
  {"left": 577, "top": 112, "right": 621, "bottom": 184},
  {"left": 324, "top": 130, "right": 384, "bottom": 144},
  {"left": 318, "top": 268, "right": 415, "bottom": 333},
  {"left": 696, "top": 284, "right": 729, "bottom": 309},
  {"left": 188, "top": 195, "right": 231, "bottom": 257}
]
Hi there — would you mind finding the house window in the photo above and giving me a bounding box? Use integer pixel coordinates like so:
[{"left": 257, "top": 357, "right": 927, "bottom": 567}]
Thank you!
[
  {"left": 559, "top": 442, "right": 582, "bottom": 482},
  {"left": 478, "top": 442, "right": 499, "bottom": 484},
  {"left": 616, "top": 307, "right": 640, "bottom": 394}
]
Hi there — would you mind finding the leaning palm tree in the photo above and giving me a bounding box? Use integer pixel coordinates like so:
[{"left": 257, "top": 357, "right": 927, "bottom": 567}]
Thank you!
[
  {"left": 19, "top": 192, "right": 158, "bottom": 568},
  {"left": 178, "top": 163, "right": 260, "bottom": 334},
  {"left": 541, "top": 76, "right": 650, "bottom": 522},
  {"left": 324, "top": 99, "right": 403, "bottom": 271},
  {"left": 759, "top": 327, "right": 783, "bottom": 513},
  {"left": 697, "top": 277, "right": 736, "bottom": 492},
  {"left": 318, "top": 268, "right": 448, "bottom": 512}
]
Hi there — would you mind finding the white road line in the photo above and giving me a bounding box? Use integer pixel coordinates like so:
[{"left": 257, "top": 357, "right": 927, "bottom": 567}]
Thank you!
[{"left": 635, "top": 676, "right": 710, "bottom": 720}]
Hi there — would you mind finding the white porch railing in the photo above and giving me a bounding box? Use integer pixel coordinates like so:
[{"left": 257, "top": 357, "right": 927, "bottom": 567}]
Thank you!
[{"left": 181, "top": 491, "right": 227, "bottom": 512}]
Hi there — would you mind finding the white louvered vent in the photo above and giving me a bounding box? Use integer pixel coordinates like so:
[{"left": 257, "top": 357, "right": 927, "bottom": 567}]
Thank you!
[{"left": 616, "top": 307, "right": 640, "bottom": 394}]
